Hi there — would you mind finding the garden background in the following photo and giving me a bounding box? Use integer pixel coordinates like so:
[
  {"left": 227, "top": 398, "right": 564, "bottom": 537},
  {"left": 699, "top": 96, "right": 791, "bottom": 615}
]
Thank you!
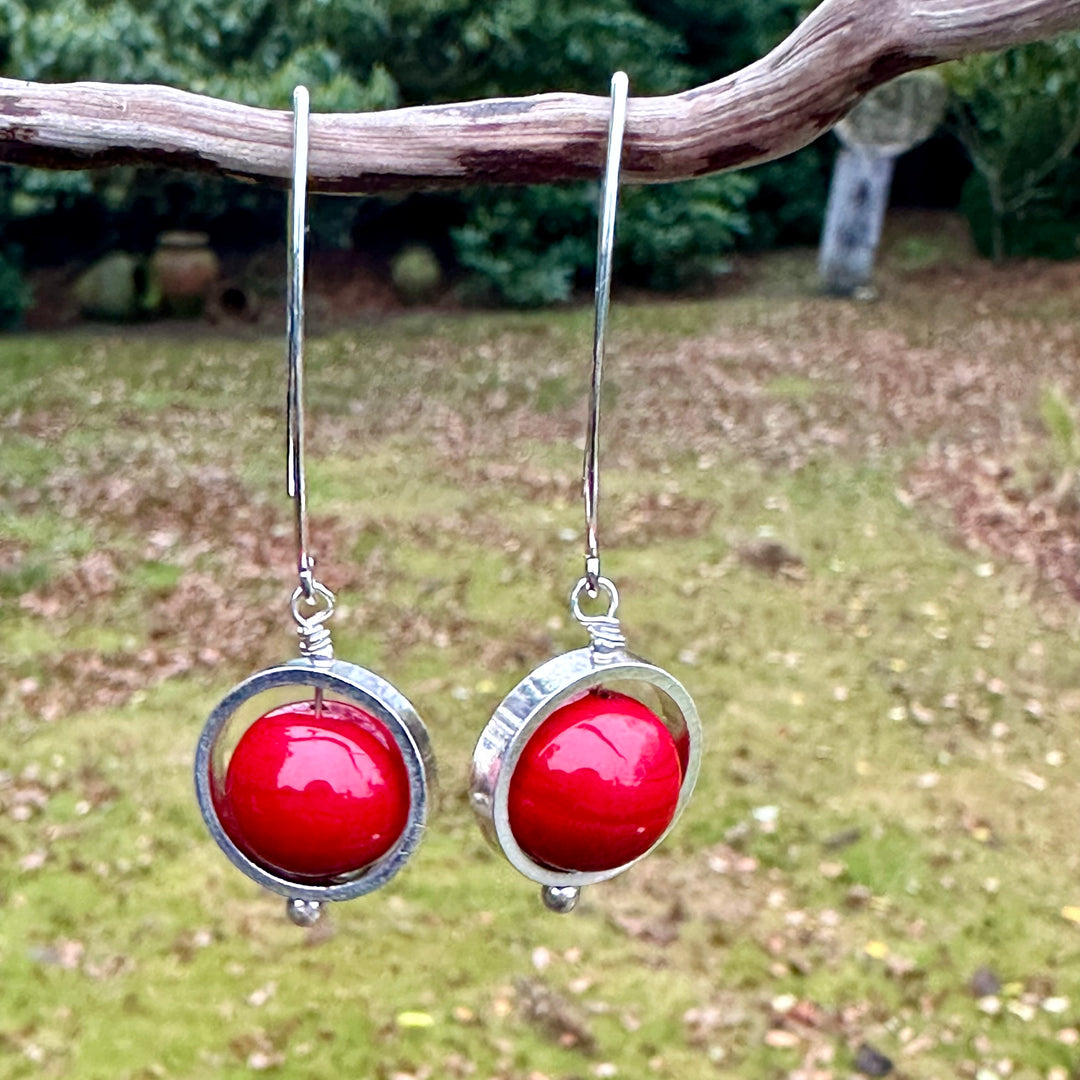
[{"left": 4, "top": 3, "right": 1080, "bottom": 1079}]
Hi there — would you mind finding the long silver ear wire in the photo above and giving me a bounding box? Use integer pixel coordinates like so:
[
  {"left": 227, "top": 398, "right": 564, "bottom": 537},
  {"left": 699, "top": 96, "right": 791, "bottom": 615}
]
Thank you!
[
  {"left": 194, "top": 86, "right": 435, "bottom": 927},
  {"left": 285, "top": 86, "right": 334, "bottom": 654},
  {"left": 582, "top": 69, "right": 626, "bottom": 600},
  {"left": 470, "top": 73, "right": 701, "bottom": 915},
  {"left": 286, "top": 85, "right": 317, "bottom": 610},
  {"left": 284, "top": 88, "right": 334, "bottom": 657}
]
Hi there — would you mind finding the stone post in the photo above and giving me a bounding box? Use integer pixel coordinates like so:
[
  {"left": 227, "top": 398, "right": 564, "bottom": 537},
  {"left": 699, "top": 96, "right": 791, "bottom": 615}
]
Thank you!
[{"left": 818, "top": 71, "right": 948, "bottom": 296}]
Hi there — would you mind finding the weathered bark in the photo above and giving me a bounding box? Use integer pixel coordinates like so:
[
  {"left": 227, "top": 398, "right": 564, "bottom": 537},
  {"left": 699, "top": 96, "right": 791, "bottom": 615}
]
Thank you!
[{"left": 0, "top": 0, "right": 1077, "bottom": 192}]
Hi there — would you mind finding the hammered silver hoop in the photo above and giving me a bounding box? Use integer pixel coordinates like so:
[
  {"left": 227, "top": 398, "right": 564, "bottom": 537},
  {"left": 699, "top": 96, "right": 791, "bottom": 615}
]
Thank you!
[
  {"left": 195, "top": 659, "right": 434, "bottom": 907},
  {"left": 469, "top": 639, "right": 701, "bottom": 913}
]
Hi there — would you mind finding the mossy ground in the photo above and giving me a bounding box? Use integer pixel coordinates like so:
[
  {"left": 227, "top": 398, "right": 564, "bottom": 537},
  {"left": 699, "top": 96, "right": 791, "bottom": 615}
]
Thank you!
[{"left": 3, "top": 241, "right": 1080, "bottom": 1079}]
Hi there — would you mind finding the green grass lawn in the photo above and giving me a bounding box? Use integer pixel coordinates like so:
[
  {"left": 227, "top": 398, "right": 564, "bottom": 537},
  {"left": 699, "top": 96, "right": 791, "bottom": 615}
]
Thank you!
[{"left": 4, "top": 252, "right": 1080, "bottom": 1079}]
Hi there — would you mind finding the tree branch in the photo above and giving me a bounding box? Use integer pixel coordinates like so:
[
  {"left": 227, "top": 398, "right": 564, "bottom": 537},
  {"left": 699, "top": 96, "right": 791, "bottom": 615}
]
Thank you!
[{"left": 0, "top": 0, "right": 1078, "bottom": 193}]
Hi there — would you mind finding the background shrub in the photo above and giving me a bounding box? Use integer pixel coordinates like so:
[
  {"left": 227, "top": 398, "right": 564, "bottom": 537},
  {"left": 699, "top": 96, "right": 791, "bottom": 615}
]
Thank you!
[
  {"left": 0, "top": 245, "right": 30, "bottom": 328},
  {"left": 947, "top": 34, "right": 1080, "bottom": 260},
  {"left": 0, "top": 0, "right": 828, "bottom": 304},
  {"left": 5, "top": 1, "right": 1080, "bottom": 301}
]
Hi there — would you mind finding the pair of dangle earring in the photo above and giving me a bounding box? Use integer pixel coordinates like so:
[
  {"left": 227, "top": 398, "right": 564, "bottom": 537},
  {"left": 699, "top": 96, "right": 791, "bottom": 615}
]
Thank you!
[
  {"left": 194, "top": 87, "right": 435, "bottom": 927},
  {"left": 469, "top": 73, "right": 702, "bottom": 914},
  {"left": 194, "top": 77, "right": 698, "bottom": 924}
]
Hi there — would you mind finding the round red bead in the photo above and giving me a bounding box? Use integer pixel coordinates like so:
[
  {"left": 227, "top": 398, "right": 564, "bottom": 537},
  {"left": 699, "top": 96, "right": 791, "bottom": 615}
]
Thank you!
[
  {"left": 216, "top": 698, "right": 410, "bottom": 882},
  {"left": 507, "top": 689, "right": 683, "bottom": 873}
]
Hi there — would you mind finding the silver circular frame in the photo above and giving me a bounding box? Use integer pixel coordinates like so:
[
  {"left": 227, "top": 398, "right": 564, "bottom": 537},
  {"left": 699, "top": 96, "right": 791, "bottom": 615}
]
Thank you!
[
  {"left": 195, "top": 658, "right": 434, "bottom": 904},
  {"left": 470, "top": 645, "right": 701, "bottom": 891}
]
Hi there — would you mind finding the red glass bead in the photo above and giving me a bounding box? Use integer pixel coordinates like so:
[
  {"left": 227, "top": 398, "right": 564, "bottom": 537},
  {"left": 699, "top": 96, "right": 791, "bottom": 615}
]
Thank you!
[
  {"left": 216, "top": 698, "right": 410, "bottom": 882},
  {"left": 508, "top": 689, "right": 683, "bottom": 873}
]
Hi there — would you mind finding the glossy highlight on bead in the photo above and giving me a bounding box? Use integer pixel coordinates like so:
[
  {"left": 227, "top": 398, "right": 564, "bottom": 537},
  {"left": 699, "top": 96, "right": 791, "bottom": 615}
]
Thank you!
[
  {"left": 216, "top": 697, "right": 410, "bottom": 882},
  {"left": 507, "top": 688, "right": 682, "bottom": 873}
]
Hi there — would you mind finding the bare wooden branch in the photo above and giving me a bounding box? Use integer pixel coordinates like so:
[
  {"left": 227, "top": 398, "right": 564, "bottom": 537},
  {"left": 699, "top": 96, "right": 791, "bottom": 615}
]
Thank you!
[{"left": 0, "top": 0, "right": 1078, "bottom": 193}]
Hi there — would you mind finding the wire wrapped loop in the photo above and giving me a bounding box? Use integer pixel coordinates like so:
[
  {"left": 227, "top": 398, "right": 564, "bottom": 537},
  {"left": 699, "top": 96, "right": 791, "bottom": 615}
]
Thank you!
[
  {"left": 570, "top": 575, "right": 626, "bottom": 657},
  {"left": 291, "top": 581, "right": 335, "bottom": 661}
]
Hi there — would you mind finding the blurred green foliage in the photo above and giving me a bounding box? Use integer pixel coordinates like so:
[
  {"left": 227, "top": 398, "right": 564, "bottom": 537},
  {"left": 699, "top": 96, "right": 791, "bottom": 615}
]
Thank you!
[
  {"left": 0, "top": 0, "right": 825, "bottom": 304},
  {"left": 0, "top": 245, "right": 29, "bottom": 326},
  {"left": 0, "top": 0, "right": 831, "bottom": 305},
  {"left": 617, "top": 176, "right": 756, "bottom": 289},
  {"left": 452, "top": 185, "right": 597, "bottom": 308},
  {"left": 948, "top": 34, "right": 1080, "bottom": 261},
  {"left": 3, "top": 2, "right": 1080, "bottom": 300}
]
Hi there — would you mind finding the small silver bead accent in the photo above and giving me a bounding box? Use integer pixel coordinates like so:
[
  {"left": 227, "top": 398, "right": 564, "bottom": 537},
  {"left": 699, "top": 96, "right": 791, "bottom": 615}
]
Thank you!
[
  {"left": 286, "top": 898, "right": 323, "bottom": 927},
  {"left": 541, "top": 885, "right": 580, "bottom": 914}
]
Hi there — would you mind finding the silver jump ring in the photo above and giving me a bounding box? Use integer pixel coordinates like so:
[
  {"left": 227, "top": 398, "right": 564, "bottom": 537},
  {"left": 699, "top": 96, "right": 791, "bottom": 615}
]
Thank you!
[
  {"left": 570, "top": 575, "right": 620, "bottom": 623},
  {"left": 290, "top": 580, "right": 334, "bottom": 628}
]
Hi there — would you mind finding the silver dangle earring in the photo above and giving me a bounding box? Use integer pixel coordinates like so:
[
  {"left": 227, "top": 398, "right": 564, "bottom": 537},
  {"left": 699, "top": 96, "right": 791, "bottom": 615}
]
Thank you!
[
  {"left": 469, "top": 73, "right": 702, "bottom": 914},
  {"left": 194, "top": 87, "right": 435, "bottom": 927}
]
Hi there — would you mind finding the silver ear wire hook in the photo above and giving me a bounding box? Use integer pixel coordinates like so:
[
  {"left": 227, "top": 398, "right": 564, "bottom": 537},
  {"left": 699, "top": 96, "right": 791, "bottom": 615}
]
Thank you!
[
  {"left": 285, "top": 86, "right": 334, "bottom": 649},
  {"left": 582, "top": 71, "right": 628, "bottom": 599},
  {"left": 286, "top": 85, "right": 315, "bottom": 602}
]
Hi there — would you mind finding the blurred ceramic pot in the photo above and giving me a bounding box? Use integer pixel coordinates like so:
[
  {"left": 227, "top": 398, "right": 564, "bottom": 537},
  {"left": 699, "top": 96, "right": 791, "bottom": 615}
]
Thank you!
[{"left": 151, "top": 231, "right": 220, "bottom": 317}]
